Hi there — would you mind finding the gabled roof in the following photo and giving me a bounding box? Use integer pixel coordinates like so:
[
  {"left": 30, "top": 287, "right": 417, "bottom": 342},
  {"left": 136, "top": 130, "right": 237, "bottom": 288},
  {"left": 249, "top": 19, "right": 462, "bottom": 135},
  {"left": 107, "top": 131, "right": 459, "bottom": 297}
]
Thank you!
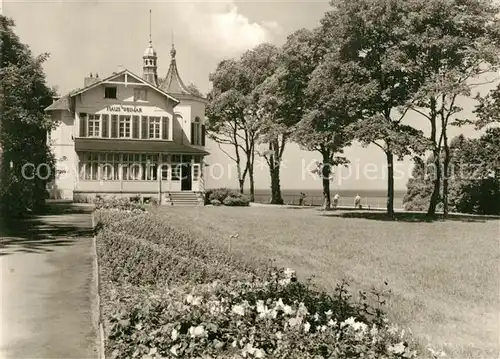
[
  {"left": 46, "top": 69, "right": 180, "bottom": 112},
  {"left": 70, "top": 69, "right": 180, "bottom": 104}
]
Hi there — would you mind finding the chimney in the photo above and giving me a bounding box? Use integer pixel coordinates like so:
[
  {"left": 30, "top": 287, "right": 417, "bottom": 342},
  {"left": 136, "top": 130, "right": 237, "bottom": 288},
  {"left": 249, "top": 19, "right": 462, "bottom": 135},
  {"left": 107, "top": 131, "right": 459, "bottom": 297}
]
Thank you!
[{"left": 84, "top": 72, "right": 100, "bottom": 87}]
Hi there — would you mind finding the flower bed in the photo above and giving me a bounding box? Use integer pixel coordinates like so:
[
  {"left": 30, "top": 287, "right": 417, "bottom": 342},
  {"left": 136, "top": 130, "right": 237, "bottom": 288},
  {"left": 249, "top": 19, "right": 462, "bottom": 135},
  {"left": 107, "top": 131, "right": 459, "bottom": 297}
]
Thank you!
[{"left": 95, "top": 209, "right": 422, "bottom": 359}]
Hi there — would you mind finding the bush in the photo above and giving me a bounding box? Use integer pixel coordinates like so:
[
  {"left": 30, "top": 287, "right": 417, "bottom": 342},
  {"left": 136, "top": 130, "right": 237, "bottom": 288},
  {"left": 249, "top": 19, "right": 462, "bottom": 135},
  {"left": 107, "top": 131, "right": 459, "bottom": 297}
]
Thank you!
[
  {"left": 208, "top": 188, "right": 239, "bottom": 203},
  {"left": 223, "top": 194, "right": 250, "bottom": 207},
  {"left": 93, "top": 196, "right": 146, "bottom": 212},
  {"left": 211, "top": 199, "right": 222, "bottom": 206}
]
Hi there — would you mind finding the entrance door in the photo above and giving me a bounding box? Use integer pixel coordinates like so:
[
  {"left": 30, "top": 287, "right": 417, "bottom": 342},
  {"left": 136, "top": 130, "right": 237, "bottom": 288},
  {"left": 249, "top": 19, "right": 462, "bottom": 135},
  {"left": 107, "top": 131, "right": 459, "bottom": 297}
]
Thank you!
[{"left": 181, "top": 163, "right": 192, "bottom": 191}]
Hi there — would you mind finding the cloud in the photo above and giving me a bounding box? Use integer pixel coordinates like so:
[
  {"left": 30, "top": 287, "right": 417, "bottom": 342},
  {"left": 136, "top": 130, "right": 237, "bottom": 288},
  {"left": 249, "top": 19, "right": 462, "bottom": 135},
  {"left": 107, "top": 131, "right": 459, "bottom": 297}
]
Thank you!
[{"left": 173, "top": 1, "right": 281, "bottom": 58}]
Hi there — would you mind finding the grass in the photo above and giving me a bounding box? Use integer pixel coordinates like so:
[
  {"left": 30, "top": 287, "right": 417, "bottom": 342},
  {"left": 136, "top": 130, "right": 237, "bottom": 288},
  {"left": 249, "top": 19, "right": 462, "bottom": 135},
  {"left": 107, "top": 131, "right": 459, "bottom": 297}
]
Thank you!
[{"left": 154, "top": 205, "right": 499, "bottom": 359}]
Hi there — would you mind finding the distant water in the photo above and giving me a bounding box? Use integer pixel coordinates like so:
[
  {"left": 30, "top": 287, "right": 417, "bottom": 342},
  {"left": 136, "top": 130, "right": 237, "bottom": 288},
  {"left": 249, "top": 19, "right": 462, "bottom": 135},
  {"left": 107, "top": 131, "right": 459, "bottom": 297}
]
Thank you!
[{"left": 252, "top": 189, "right": 406, "bottom": 209}]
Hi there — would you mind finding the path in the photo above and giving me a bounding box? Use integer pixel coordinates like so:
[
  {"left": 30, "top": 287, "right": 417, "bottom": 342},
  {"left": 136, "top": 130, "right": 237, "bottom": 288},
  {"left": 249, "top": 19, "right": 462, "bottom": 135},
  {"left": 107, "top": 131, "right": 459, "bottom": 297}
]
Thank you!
[{"left": 0, "top": 203, "right": 97, "bottom": 359}]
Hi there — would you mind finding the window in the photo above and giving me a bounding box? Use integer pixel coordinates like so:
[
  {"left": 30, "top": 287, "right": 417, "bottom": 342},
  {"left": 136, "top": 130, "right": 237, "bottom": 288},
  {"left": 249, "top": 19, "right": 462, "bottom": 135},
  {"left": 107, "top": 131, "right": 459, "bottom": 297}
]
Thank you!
[
  {"left": 88, "top": 114, "right": 100, "bottom": 137},
  {"left": 193, "top": 165, "right": 200, "bottom": 181},
  {"left": 104, "top": 87, "right": 117, "bottom": 99},
  {"left": 191, "top": 117, "right": 202, "bottom": 145},
  {"left": 160, "top": 163, "right": 169, "bottom": 180},
  {"left": 122, "top": 153, "right": 141, "bottom": 180},
  {"left": 119, "top": 116, "right": 131, "bottom": 138},
  {"left": 143, "top": 154, "right": 158, "bottom": 181},
  {"left": 149, "top": 117, "right": 161, "bottom": 139},
  {"left": 99, "top": 153, "right": 120, "bottom": 180},
  {"left": 78, "top": 152, "right": 99, "bottom": 180},
  {"left": 133, "top": 88, "right": 147, "bottom": 101},
  {"left": 171, "top": 155, "right": 181, "bottom": 181}
]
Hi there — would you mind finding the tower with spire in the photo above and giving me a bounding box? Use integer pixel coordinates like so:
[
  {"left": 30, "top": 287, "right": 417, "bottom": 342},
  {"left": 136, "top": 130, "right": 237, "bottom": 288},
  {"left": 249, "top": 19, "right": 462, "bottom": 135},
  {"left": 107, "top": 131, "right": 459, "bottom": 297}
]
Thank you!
[{"left": 142, "top": 9, "right": 158, "bottom": 86}]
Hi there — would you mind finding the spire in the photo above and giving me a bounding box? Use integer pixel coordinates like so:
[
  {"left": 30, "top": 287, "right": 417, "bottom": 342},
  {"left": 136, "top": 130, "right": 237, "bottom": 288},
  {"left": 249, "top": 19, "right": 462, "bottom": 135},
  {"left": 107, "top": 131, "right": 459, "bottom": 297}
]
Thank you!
[
  {"left": 142, "top": 9, "right": 158, "bottom": 86},
  {"left": 149, "top": 9, "right": 152, "bottom": 45},
  {"left": 170, "top": 29, "right": 176, "bottom": 59}
]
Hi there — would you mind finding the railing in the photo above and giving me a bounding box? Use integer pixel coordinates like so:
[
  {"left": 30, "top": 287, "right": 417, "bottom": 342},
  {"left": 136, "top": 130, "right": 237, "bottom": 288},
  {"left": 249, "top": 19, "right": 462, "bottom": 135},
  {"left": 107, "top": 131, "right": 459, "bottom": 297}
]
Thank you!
[{"left": 253, "top": 194, "right": 404, "bottom": 210}]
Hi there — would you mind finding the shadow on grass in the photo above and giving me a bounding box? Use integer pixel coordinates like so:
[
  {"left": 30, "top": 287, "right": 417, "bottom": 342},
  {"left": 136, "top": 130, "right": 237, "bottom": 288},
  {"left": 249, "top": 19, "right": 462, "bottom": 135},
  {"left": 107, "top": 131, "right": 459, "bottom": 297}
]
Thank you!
[
  {"left": 0, "top": 201, "right": 94, "bottom": 256},
  {"left": 320, "top": 211, "right": 499, "bottom": 223}
]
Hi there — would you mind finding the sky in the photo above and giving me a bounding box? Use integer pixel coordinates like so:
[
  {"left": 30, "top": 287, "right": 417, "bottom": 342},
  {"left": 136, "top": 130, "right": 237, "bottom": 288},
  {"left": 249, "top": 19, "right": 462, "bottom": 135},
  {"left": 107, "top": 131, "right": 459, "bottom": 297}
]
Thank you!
[{"left": 3, "top": 0, "right": 498, "bottom": 192}]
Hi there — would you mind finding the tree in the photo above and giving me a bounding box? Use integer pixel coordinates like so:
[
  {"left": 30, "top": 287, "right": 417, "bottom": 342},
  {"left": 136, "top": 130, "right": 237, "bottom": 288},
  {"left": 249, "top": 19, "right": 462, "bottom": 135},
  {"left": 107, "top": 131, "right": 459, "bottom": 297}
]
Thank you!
[
  {"left": 401, "top": 0, "right": 500, "bottom": 218},
  {"left": 255, "top": 29, "right": 323, "bottom": 205},
  {"left": 0, "top": 15, "right": 57, "bottom": 217},
  {"left": 403, "top": 130, "right": 500, "bottom": 215},
  {"left": 320, "top": 0, "right": 428, "bottom": 217},
  {"left": 187, "top": 83, "right": 204, "bottom": 98},
  {"left": 206, "top": 59, "right": 250, "bottom": 195},
  {"left": 206, "top": 44, "right": 279, "bottom": 201}
]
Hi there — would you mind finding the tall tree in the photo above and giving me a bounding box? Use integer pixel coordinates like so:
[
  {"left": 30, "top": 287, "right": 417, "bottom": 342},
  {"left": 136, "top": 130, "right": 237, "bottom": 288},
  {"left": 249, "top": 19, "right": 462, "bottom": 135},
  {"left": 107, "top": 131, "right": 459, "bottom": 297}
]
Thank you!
[
  {"left": 402, "top": 0, "right": 500, "bottom": 218},
  {"left": 206, "top": 44, "right": 279, "bottom": 201},
  {"left": 255, "top": 29, "right": 323, "bottom": 205},
  {"left": 0, "top": 15, "right": 56, "bottom": 217},
  {"left": 206, "top": 59, "right": 250, "bottom": 195},
  {"left": 320, "top": 0, "right": 428, "bottom": 217}
]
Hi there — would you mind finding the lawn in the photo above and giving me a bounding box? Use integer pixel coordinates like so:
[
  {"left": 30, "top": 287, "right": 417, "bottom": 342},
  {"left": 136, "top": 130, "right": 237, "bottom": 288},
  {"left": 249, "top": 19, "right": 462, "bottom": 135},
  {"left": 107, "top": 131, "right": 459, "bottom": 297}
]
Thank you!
[{"left": 155, "top": 205, "right": 499, "bottom": 358}]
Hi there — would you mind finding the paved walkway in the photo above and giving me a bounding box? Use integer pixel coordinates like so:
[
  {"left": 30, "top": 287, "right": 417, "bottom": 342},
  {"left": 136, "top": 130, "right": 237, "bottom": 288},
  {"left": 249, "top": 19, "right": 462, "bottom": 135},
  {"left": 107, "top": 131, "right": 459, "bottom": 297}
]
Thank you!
[{"left": 0, "top": 203, "right": 97, "bottom": 359}]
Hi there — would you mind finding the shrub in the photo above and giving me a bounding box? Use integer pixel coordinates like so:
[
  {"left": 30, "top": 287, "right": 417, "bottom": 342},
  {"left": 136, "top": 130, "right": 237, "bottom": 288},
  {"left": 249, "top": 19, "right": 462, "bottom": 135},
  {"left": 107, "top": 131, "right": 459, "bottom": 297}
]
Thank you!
[
  {"left": 93, "top": 196, "right": 146, "bottom": 212},
  {"left": 223, "top": 194, "right": 250, "bottom": 207},
  {"left": 211, "top": 199, "right": 222, "bottom": 206},
  {"left": 208, "top": 188, "right": 239, "bottom": 203}
]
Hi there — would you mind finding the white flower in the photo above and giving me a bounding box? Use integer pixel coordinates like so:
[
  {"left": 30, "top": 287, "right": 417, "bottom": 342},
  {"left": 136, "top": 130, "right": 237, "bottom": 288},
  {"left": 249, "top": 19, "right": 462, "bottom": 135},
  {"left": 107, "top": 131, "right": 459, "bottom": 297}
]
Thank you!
[
  {"left": 388, "top": 342, "right": 406, "bottom": 355},
  {"left": 320, "top": 325, "right": 327, "bottom": 332},
  {"left": 327, "top": 319, "right": 336, "bottom": 327},
  {"left": 170, "top": 344, "right": 179, "bottom": 356},
  {"left": 276, "top": 331, "right": 283, "bottom": 340},
  {"left": 284, "top": 268, "right": 295, "bottom": 278},
  {"left": 191, "top": 296, "right": 202, "bottom": 306},
  {"left": 313, "top": 313, "right": 320, "bottom": 322},
  {"left": 325, "top": 309, "right": 333, "bottom": 317},
  {"left": 343, "top": 317, "right": 356, "bottom": 327},
  {"left": 288, "top": 317, "right": 301, "bottom": 327},
  {"left": 171, "top": 328, "right": 178, "bottom": 341},
  {"left": 186, "top": 294, "right": 194, "bottom": 304},
  {"left": 232, "top": 304, "right": 245, "bottom": 316},
  {"left": 304, "top": 321, "right": 311, "bottom": 333},
  {"left": 189, "top": 325, "right": 206, "bottom": 338}
]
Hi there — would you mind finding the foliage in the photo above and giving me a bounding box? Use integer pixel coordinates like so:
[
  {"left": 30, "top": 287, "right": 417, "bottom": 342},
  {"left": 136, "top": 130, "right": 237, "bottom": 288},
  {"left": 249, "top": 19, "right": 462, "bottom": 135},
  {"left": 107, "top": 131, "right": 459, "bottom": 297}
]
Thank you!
[
  {"left": 206, "top": 44, "right": 280, "bottom": 200},
  {"left": 403, "top": 129, "right": 500, "bottom": 215},
  {"left": 93, "top": 196, "right": 146, "bottom": 212},
  {"left": 96, "top": 210, "right": 421, "bottom": 359},
  {"left": 0, "top": 15, "right": 57, "bottom": 217},
  {"left": 223, "top": 194, "right": 250, "bottom": 207},
  {"left": 210, "top": 199, "right": 222, "bottom": 206},
  {"left": 187, "top": 83, "right": 204, "bottom": 98}
]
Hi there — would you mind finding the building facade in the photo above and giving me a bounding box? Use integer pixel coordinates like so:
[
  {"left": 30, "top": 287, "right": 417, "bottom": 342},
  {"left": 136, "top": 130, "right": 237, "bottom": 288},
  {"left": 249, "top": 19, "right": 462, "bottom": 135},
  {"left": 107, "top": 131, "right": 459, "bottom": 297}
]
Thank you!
[{"left": 45, "top": 40, "right": 209, "bottom": 204}]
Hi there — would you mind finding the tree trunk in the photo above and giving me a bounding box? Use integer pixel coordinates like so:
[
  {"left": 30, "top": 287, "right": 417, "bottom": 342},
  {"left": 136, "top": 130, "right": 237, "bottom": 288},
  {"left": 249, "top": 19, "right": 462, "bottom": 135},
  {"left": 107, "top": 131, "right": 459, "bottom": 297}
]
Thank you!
[
  {"left": 269, "top": 141, "right": 284, "bottom": 205},
  {"left": 248, "top": 167, "right": 255, "bottom": 202},
  {"left": 442, "top": 131, "right": 450, "bottom": 219},
  {"left": 238, "top": 178, "right": 245, "bottom": 194},
  {"left": 321, "top": 151, "right": 331, "bottom": 210},
  {"left": 427, "top": 97, "right": 440, "bottom": 217},
  {"left": 386, "top": 151, "right": 395, "bottom": 218}
]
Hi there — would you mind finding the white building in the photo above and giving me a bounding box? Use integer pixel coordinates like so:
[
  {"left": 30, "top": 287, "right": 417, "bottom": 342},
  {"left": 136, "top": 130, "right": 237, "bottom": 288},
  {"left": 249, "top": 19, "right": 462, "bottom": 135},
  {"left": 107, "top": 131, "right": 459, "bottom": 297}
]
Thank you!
[{"left": 45, "top": 37, "right": 208, "bottom": 205}]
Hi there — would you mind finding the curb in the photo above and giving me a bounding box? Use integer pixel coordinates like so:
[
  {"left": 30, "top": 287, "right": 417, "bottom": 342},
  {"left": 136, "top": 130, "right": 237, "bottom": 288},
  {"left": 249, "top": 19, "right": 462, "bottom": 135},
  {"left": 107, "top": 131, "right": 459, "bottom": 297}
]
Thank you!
[{"left": 92, "top": 212, "right": 106, "bottom": 359}]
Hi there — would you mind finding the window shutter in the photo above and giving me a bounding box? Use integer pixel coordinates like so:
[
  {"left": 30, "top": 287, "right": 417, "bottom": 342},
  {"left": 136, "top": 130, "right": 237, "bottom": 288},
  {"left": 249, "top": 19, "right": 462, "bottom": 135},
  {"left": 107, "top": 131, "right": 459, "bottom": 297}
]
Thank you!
[
  {"left": 191, "top": 123, "right": 195, "bottom": 144},
  {"left": 141, "top": 117, "right": 148, "bottom": 139},
  {"left": 79, "top": 113, "right": 87, "bottom": 137},
  {"left": 201, "top": 125, "right": 206, "bottom": 146},
  {"left": 162, "top": 117, "right": 168, "bottom": 140},
  {"left": 102, "top": 115, "right": 109, "bottom": 137},
  {"left": 111, "top": 115, "right": 118, "bottom": 138},
  {"left": 132, "top": 116, "right": 140, "bottom": 139}
]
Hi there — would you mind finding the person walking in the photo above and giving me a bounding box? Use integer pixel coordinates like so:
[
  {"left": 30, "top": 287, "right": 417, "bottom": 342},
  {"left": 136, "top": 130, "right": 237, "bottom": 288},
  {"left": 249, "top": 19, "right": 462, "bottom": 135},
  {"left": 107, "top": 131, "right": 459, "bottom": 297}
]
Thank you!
[
  {"left": 354, "top": 194, "right": 361, "bottom": 209},
  {"left": 333, "top": 193, "right": 340, "bottom": 209}
]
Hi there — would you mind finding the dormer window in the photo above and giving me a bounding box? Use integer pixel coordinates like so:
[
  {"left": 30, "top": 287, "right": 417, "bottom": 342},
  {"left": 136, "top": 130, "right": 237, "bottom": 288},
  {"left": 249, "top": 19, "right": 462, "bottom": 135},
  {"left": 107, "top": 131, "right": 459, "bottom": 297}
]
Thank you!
[
  {"left": 134, "top": 88, "right": 147, "bottom": 101},
  {"left": 104, "top": 86, "right": 117, "bottom": 99}
]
